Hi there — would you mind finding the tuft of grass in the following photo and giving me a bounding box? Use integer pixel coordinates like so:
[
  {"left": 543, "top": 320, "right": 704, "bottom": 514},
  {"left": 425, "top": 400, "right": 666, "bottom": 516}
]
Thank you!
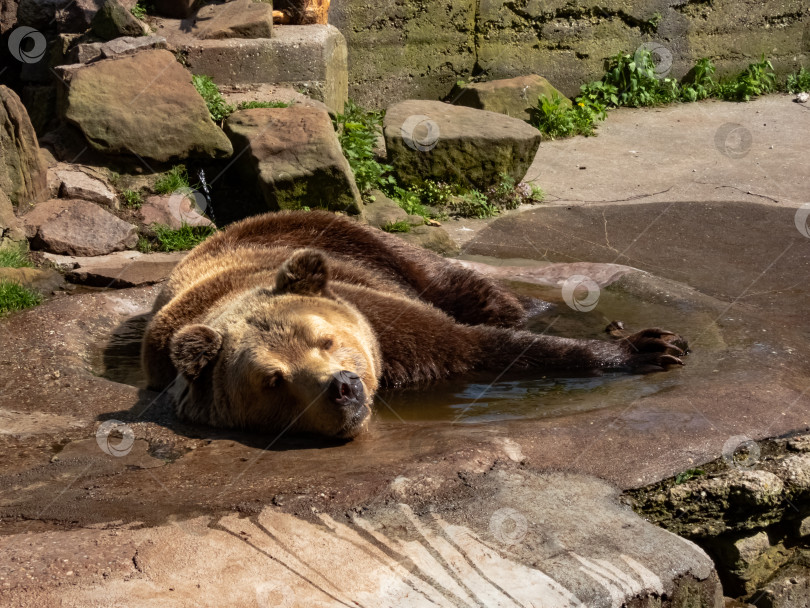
[
  {"left": 154, "top": 165, "right": 191, "bottom": 195},
  {"left": 237, "top": 100, "right": 292, "bottom": 110},
  {"left": 137, "top": 235, "right": 153, "bottom": 253},
  {"left": 787, "top": 67, "right": 810, "bottom": 93},
  {"left": 0, "top": 280, "right": 42, "bottom": 315},
  {"left": 0, "top": 243, "right": 33, "bottom": 268},
  {"left": 381, "top": 220, "right": 411, "bottom": 233},
  {"left": 149, "top": 224, "right": 216, "bottom": 252},
  {"left": 191, "top": 74, "right": 234, "bottom": 122},
  {"left": 122, "top": 189, "right": 143, "bottom": 209}
]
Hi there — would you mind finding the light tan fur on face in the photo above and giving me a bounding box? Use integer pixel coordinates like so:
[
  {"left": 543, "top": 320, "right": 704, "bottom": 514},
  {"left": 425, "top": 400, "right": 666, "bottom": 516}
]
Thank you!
[{"left": 174, "top": 287, "right": 380, "bottom": 438}]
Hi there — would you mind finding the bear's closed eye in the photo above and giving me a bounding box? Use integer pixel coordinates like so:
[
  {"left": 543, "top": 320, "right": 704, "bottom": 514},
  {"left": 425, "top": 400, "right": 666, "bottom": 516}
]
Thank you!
[{"left": 318, "top": 337, "right": 335, "bottom": 350}]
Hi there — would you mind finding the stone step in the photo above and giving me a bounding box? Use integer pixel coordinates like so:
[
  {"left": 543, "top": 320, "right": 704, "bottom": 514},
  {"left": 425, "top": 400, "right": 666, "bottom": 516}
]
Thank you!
[{"left": 158, "top": 24, "right": 348, "bottom": 113}]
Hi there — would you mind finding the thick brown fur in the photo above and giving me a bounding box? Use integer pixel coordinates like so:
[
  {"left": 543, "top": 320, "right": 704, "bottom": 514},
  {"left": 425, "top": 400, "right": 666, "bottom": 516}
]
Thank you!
[{"left": 142, "top": 211, "right": 685, "bottom": 438}]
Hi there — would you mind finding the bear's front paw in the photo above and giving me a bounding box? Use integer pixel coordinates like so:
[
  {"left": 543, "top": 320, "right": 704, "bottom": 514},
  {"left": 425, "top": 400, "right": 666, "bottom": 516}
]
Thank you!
[{"left": 612, "top": 325, "right": 688, "bottom": 372}]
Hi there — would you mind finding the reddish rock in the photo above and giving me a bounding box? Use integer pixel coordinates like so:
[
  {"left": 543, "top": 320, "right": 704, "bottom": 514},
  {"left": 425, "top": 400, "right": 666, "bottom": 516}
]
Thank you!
[
  {"left": 23, "top": 199, "right": 138, "bottom": 256},
  {"left": 193, "top": 0, "right": 273, "bottom": 40},
  {"left": 45, "top": 250, "right": 186, "bottom": 287},
  {"left": 138, "top": 194, "right": 214, "bottom": 229}
]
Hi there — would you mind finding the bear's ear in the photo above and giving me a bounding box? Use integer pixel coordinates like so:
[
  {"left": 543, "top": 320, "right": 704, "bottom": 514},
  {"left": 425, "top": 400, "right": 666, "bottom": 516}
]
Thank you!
[
  {"left": 170, "top": 324, "right": 223, "bottom": 380},
  {"left": 275, "top": 249, "right": 330, "bottom": 296}
]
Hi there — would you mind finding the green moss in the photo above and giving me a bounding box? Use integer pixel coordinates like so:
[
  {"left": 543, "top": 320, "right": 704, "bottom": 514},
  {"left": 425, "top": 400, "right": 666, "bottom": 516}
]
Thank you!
[
  {"left": 381, "top": 220, "right": 411, "bottom": 233},
  {"left": 0, "top": 280, "right": 42, "bottom": 315},
  {"left": 237, "top": 100, "right": 292, "bottom": 110}
]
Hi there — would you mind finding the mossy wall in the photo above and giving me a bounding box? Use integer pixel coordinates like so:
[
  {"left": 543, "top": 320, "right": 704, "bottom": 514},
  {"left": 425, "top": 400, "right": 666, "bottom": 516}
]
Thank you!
[{"left": 329, "top": 0, "right": 809, "bottom": 108}]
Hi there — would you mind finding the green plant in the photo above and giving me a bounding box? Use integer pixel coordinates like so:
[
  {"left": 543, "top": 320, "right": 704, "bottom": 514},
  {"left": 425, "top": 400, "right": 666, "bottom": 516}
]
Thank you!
[
  {"left": 236, "top": 100, "right": 292, "bottom": 110},
  {"left": 381, "top": 220, "right": 411, "bottom": 233},
  {"left": 449, "top": 189, "right": 498, "bottom": 218},
  {"left": 787, "top": 67, "right": 810, "bottom": 93},
  {"left": 529, "top": 183, "right": 545, "bottom": 202},
  {"left": 0, "top": 280, "right": 41, "bottom": 315},
  {"left": 154, "top": 164, "right": 191, "bottom": 194},
  {"left": 644, "top": 11, "right": 662, "bottom": 32},
  {"left": 131, "top": 0, "right": 148, "bottom": 19},
  {"left": 681, "top": 58, "right": 716, "bottom": 101},
  {"left": 191, "top": 74, "right": 234, "bottom": 122},
  {"left": 150, "top": 224, "right": 216, "bottom": 252},
  {"left": 674, "top": 468, "right": 705, "bottom": 485},
  {"left": 333, "top": 100, "right": 394, "bottom": 195},
  {"left": 714, "top": 56, "right": 776, "bottom": 101},
  {"left": 0, "top": 243, "right": 32, "bottom": 268},
  {"left": 122, "top": 189, "right": 143, "bottom": 209},
  {"left": 384, "top": 184, "right": 430, "bottom": 218},
  {"left": 137, "top": 235, "right": 153, "bottom": 253},
  {"left": 530, "top": 92, "right": 603, "bottom": 139}
]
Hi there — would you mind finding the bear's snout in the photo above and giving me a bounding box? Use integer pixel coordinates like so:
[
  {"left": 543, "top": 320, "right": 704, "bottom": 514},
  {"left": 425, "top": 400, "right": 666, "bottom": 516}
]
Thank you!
[{"left": 328, "top": 370, "right": 365, "bottom": 410}]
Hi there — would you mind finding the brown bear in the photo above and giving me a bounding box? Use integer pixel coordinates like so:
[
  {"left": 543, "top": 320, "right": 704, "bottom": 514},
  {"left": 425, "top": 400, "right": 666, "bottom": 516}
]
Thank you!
[{"left": 141, "top": 211, "right": 686, "bottom": 439}]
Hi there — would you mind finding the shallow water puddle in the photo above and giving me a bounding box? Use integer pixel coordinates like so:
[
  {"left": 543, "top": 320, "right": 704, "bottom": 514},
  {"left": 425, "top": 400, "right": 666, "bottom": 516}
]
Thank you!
[{"left": 94, "top": 265, "right": 750, "bottom": 427}]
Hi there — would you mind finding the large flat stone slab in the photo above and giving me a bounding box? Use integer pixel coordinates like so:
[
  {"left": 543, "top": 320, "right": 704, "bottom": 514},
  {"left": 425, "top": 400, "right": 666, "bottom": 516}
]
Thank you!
[
  {"left": 192, "top": 0, "right": 273, "bottom": 39},
  {"left": 384, "top": 100, "right": 542, "bottom": 189},
  {"left": 0, "top": 467, "right": 722, "bottom": 607},
  {"left": 44, "top": 250, "right": 186, "bottom": 287},
  {"left": 174, "top": 25, "right": 348, "bottom": 113}
]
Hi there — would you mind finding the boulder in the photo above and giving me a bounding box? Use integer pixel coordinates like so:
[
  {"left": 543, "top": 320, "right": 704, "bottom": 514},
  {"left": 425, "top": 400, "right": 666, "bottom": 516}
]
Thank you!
[
  {"left": 90, "top": 0, "right": 146, "bottom": 40},
  {"left": 138, "top": 194, "right": 214, "bottom": 229},
  {"left": 153, "top": 0, "right": 197, "bottom": 18},
  {"left": 193, "top": 0, "right": 273, "bottom": 40},
  {"left": 1, "top": 0, "right": 18, "bottom": 34},
  {"left": 23, "top": 199, "right": 138, "bottom": 256},
  {"left": 455, "top": 75, "right": 570, "bottom": 121},
  {"left": 55, "top": 0, "right": 107, "bottom": 33},
  {"left": 384, "top": 100, "right": 541, "bottom": 190},
  {"left": 56, "top": 169, "right": 117, "bottom": 207},
  {"left": 0, "top": 189, "right": 25, "bottom": 244},
  {"left": 362, "top": 190, "right": 410, "bottom": 229},
  {"left": 15, "top": 0, "right": 63, "bottom": 27},
  {"left": 224, "top": 106, "right": 362, "bottom": 214},
  {"left": 64, "top": 49, "right": 233, "bottom": 162},
  {"left": 44, "top": 250, "right": 186, "bottom": 287},
  {"left": 395, "top": 224, "right": 460, "bottom": 255},
  {"left": 0, "top": 267, "right": 65, "bottom": 294},
  {"left": 0, "top": 86, "right": 48, "bottom": 208}
]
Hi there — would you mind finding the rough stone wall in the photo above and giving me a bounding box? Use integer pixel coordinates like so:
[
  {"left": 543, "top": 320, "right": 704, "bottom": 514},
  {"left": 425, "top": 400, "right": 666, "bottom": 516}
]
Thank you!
[{"left": 329, "top": 0, "right": 809, "bottom": 108}]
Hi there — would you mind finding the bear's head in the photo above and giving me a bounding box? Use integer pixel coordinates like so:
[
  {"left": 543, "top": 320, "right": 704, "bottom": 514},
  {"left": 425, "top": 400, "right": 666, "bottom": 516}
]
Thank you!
[{"left": 169, "top": 249, "right": 381, "bottom": 439}]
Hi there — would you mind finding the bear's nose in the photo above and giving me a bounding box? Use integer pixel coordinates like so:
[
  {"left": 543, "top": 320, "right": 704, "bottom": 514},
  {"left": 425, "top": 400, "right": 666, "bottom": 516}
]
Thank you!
[{"left": 328, "top": 370, "right": 364, "bottom": 407}]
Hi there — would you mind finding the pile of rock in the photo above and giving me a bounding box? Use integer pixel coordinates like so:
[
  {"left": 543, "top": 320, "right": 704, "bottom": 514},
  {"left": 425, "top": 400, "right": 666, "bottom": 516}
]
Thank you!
[{"left": 629, "top": 433, "right": 810, "bottom": 607}]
